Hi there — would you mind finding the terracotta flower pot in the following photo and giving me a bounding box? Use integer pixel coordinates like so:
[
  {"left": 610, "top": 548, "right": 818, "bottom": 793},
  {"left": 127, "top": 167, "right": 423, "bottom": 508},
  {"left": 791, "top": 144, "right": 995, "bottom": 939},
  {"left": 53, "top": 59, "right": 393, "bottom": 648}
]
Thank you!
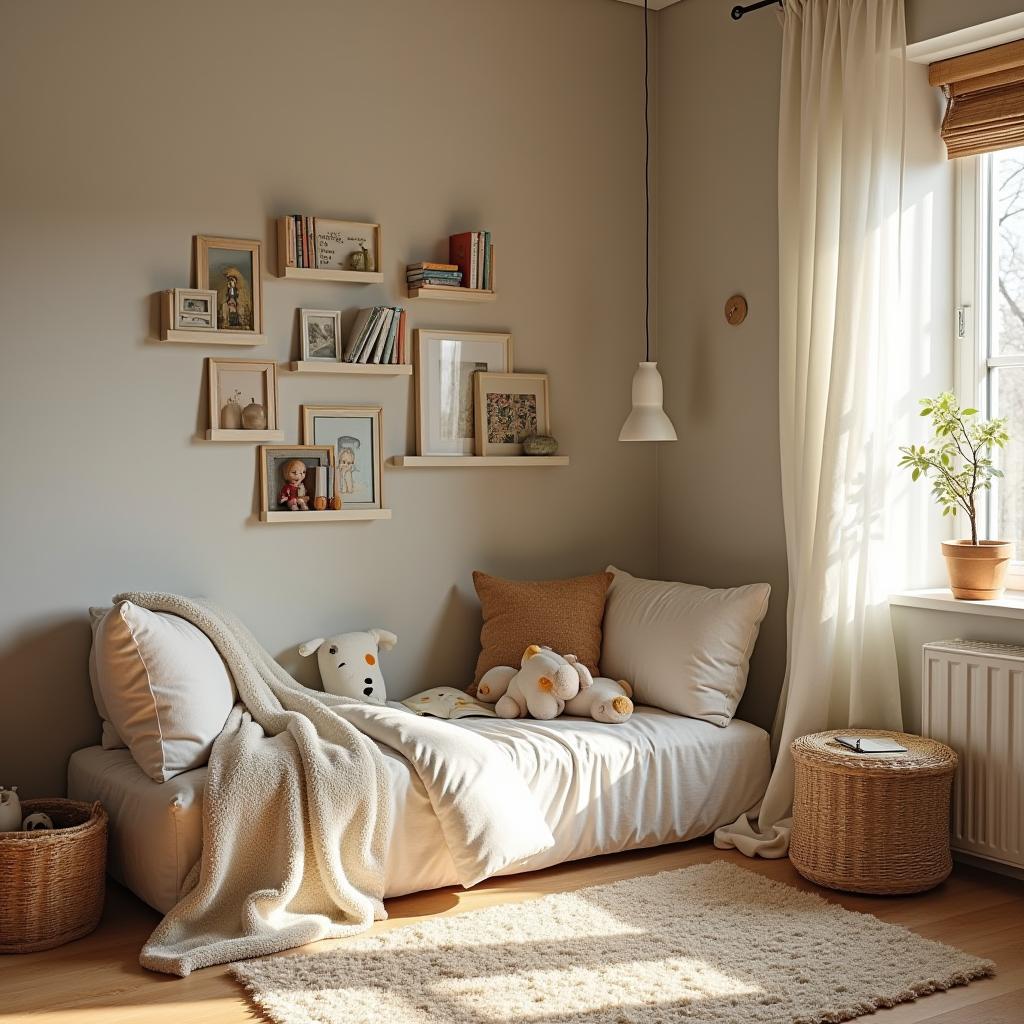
[{"left": 941, "top": 540, "right": 1013, "bottom": 600}]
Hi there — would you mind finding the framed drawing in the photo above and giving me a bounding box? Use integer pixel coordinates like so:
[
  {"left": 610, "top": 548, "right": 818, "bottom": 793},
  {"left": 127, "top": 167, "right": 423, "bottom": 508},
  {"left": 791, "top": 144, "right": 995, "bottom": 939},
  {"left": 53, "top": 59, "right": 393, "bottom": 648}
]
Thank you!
[
  {"left": 259, "top": 445, "right": 333, "bottom": 516},
  {"left": 207, "top": 358, "right": 279, "bottom": 432},
  {"left": 195, "top": 235, "right": 263, "bottom": 335},
  {"left": 313, "top": 219, "right": 381, "bottom": 274},
  {"left": 414, "top": 329, "right": 513, "bottom": 456},
  {"left": 173, "top": 288, "right": 217, "bottom": 331},
  {"left": 474, "top": 373, "right": 550, "bottom": 456},
  {"left": 299, "top": 309, "right": 343, "bottom": 362},
  {"left": 301, "top": 405, "right": 383, "bottom": 509}
]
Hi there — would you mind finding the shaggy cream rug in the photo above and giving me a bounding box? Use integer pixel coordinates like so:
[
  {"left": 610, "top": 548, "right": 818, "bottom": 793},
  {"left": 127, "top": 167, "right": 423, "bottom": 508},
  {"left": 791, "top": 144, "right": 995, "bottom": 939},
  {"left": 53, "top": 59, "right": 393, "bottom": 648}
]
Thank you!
[{"left": 231, "top": 861, "right": 993, "bottom": 1024}]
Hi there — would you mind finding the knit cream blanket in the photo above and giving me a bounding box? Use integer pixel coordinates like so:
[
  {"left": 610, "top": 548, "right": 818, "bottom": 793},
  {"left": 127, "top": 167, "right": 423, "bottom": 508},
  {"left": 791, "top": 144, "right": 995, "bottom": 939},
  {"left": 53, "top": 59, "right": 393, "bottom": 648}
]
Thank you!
[{"left": 118, "top": 593, "right": 554, "bottom": 977}]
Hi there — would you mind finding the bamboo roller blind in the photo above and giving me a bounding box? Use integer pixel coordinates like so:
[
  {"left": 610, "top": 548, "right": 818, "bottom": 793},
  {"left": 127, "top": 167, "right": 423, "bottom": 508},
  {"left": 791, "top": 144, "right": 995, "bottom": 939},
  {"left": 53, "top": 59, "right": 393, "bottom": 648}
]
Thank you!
[{"left": 930, "top": 39, "right": 1024, "bottom": 159}]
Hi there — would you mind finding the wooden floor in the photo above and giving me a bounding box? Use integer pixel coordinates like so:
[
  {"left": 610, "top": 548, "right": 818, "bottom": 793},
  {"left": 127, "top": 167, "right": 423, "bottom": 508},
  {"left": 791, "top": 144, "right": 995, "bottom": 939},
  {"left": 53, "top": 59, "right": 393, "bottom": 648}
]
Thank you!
[{"left": 2, "top": 840, "right": 1023, "bottom": 1023}]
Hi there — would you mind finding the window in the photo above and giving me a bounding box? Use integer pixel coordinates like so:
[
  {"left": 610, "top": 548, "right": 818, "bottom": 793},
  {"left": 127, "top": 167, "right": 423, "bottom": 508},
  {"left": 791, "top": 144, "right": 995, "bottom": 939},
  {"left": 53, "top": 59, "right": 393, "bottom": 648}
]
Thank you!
[{"left": 957, "top": 145, "right": 1024, "bottom": 586}]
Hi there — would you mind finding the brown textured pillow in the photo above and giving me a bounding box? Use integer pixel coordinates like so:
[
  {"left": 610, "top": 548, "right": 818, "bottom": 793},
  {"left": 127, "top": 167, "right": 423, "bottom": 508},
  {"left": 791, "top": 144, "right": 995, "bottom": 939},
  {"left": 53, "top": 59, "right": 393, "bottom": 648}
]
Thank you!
[{"left": 471, "top": 570, "right": 613, "bottom": 688}]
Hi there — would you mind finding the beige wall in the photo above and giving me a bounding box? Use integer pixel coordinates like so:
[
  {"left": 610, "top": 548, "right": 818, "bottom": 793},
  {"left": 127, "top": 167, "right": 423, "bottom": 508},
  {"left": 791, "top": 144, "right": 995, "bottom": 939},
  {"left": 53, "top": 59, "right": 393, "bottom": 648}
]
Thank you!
[{"left": 0, "top": 0, "right": 660, "bottom": 797}]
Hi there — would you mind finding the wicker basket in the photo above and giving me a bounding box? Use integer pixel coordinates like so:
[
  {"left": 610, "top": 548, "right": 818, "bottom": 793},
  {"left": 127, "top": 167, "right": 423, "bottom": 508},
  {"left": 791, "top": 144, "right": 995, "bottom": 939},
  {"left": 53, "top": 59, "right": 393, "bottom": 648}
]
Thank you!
[
  {"left": 0, "top": 798, "right": 108, "bottom": 953},
  {"left": 790, "top": 730, "right": 957, "bottom": 895}
]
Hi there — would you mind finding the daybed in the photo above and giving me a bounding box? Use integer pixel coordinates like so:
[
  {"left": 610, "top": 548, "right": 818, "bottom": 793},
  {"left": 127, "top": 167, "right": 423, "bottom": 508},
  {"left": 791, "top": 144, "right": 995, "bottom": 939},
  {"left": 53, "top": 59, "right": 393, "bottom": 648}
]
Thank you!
[{"left": 69, "top": 707, "right": 770, "bottom": 914}]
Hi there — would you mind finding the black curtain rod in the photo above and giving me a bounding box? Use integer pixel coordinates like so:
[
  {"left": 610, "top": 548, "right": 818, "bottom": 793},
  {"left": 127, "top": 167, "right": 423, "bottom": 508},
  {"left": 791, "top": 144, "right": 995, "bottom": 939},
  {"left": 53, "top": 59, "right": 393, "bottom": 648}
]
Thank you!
[{"left": 731, "top": 0, "right": 781, "bottom": 19}]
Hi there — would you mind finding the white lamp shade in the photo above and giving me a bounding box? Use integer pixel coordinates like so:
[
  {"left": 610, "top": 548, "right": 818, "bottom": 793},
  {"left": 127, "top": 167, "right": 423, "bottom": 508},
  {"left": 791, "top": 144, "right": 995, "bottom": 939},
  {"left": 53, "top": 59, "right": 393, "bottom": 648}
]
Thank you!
[{"left": 618, "top": 361, "right": 677, "bottom": 442}]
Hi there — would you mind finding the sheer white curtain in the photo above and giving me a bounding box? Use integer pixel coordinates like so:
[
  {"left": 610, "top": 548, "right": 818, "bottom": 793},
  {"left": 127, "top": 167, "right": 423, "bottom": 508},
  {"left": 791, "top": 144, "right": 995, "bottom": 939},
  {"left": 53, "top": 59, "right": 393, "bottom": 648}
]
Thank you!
[{"left": 716, "top": 0, "right": 907, "bottom": 857}]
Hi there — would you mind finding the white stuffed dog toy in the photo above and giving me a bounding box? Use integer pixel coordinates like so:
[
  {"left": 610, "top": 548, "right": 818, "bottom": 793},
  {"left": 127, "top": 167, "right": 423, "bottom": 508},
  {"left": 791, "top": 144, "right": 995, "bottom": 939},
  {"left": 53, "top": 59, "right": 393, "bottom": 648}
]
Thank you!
[{"left": 299, "top": 628, "right": 397, "bottom": 705}]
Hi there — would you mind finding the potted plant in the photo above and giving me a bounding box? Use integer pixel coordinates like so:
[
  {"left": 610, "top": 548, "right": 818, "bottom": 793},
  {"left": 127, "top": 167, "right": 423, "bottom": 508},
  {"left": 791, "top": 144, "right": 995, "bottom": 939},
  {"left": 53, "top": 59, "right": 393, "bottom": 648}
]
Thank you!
[{"left": 898, "top": 392, "right": 1011, "bottom": 599}]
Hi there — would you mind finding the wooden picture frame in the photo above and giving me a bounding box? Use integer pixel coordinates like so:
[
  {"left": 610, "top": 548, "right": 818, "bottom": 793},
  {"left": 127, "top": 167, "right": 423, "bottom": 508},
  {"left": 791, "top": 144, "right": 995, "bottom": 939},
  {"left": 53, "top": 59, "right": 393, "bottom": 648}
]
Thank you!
[
  {"left": 206, "top": 358, "right": 280, "bottom": 439},
  {"left": 414, "top": 329, "right": 514, "bottom": 456},
  {"left": 194, "top": 235, "right": 263, "bottom": 335},
  {"left": 299, "top": 309, "right": 343, "bottom": 362},
  {"left": 301, "top": 405, "right": 384, "bottom": 509},
  {"left": 474, "top": 372, "right": 550, "bottom": 456},
  {"left": 259, "top": 445, "right": 333, "bottom": 518},
  {"left": 173, "top": 288, "right": 217, "bottom": 331},
  {"left": 312, "top": 219, "right": 381, "bottom": 274}
]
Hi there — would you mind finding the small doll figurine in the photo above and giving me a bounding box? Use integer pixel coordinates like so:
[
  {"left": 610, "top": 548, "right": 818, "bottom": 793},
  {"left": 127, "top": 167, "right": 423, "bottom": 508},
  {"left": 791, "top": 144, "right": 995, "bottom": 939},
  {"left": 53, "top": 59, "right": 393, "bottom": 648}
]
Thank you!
[
  {"left": 278, "top": 458, "right": 309, "bottom": 511},
  {"left": 339, "top": 446, "right": 356, "bottom": 494}
]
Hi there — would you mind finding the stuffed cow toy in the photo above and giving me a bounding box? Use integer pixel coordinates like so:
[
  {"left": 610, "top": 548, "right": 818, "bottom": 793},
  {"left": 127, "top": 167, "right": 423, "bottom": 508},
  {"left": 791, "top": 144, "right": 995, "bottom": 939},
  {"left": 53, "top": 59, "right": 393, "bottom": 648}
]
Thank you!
[
  {"left": 477, "top": 644, "right": 590, "bottom": 720},
  {"left": 299, "top": 628, "right": 397, "bottom": 705}
]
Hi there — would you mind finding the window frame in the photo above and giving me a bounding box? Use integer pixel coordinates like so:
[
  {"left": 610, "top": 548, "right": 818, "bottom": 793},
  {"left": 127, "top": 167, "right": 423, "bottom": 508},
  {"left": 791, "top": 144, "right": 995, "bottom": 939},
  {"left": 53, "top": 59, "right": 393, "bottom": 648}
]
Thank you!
[{"left": 955, "top": 149, "right": 1024, "bottom": 589}]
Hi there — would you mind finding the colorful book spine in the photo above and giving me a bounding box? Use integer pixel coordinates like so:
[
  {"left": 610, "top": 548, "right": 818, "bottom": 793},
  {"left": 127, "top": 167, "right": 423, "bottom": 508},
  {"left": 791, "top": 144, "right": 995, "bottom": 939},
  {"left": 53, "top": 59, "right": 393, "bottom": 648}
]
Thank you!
[
  {"left": 294, "top": 215, "right": 302, "bottom": 267},
  {"left": 449, "top": 232, "right": 477, "bottom": 290},
  {"left": 407, "top": 262, "right": 459, "bottom": 272},
  {"left": 482, "top": 231, "right": 492, "bottom": 289},
  {"left": 308, "top": 217, "right": 316, "bottom": 269},
  {"left": 396, "top": 308, "right": 407, "bottom": 363}
]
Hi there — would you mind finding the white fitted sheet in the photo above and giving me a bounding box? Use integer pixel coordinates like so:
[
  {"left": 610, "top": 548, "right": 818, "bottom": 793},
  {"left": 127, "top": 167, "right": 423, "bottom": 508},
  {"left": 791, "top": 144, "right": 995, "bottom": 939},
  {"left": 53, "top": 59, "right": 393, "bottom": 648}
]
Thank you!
[{"left": 69, "top": 707, "right": 769, "bottom": 914}]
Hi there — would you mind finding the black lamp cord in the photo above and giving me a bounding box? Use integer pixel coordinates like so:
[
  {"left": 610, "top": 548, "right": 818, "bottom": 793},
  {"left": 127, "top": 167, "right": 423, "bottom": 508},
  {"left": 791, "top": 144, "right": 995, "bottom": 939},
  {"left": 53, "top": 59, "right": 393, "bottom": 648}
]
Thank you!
[{"left": 644, "top": 0, "right": 650, "bottom": 363}]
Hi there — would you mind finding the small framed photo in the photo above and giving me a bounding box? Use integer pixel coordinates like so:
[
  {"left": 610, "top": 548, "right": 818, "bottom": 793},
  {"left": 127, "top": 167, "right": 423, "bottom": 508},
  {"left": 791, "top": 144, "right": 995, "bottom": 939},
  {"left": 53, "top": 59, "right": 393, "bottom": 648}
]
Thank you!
[
  {"left": 302, "top": 405, "right": 383, "bottom": 509},
  {"left": 313, "top": 219, "right": 381, "bottom": 274},
  {"left": 195, "top": 235, "right": 263, "bottom": 334},
  {"left": 207, "top": 358, "right": 279, "bottom": 433},
  {"left": 259, "top": 445, "right": 333, "bottom": 518},
  {"left": 300, "top": 309, "right": 343, "bottom": 362},
  {"left": 414, "top": 329, "right": 514, "bottom": 455},
  {"left": 174, "top": 288, "right": 217, "bottom": 331},
  {"left": 474, "top": 372, "right": 550, "bottom": 456}
]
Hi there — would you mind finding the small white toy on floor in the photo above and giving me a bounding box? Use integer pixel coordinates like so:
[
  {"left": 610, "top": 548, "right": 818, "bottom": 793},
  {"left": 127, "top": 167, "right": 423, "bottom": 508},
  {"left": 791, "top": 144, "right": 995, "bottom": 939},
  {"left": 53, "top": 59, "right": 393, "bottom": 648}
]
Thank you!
[
  {"left": 0, "top": 786, "right": 21, "bottom": 832},
  {"left": 22, "top": 811, "right": 54, "bottom": 831},
  {"left": 298, "top": 628, "right": 397, "bottom": 705},
  {"left": 477, "top": 645, "right": 592, "bottom": 720}
]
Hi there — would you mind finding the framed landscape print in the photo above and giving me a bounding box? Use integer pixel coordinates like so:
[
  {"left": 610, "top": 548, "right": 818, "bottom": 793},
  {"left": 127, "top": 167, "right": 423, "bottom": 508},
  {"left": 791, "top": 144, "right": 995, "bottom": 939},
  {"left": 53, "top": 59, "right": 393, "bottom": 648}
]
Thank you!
[
  {"left": 195, "top": 235, "right": 263, "bottom": 335},
  {"left": 259, "top": 445, "right": 332, "bottom": 517},
  {"left": 207, "top": 358, "right": 279, "bottom": 433},
  {"left": 173, "top": 288, "right": 216, "bottom": 331},
  {"left": 313, "top": 219, "right": 381, "bottom": 274},
  {"left": 414, "top": 329, "right": 513, "bottom": 455},
  {"left": 474, "top": 372, "right": 550, "bottom": 456},
  {"left": 300, "top": 309, "right": 342, "bottom": 362},
  {"left": 301, "top": 405, "right": 383, "bottom": 509}
]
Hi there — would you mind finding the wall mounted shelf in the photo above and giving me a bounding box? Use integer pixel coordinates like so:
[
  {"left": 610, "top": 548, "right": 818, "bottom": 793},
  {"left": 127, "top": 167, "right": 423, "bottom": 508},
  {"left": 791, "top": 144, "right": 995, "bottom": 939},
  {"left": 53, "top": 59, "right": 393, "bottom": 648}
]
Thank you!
[
  {"left": 156, "top": 291, "right": 266, "bottom": 346},
  {"left": 287, "top": 361, "right": 413, "bottom": 376},
  {"left": 388, "top": 456, "right": 570, "bottom": 468},
  {"left": 407, "top": 286, "right": 496, "bottom": 302},
  {"left": 275, "top": 218, "right": 383, "bottom": 282},
  {"left": 204, "top": 429, "right": 283, "bottom": 443},
  {"left": 261, "top": 509, "right": 392, "bottom": 523}
]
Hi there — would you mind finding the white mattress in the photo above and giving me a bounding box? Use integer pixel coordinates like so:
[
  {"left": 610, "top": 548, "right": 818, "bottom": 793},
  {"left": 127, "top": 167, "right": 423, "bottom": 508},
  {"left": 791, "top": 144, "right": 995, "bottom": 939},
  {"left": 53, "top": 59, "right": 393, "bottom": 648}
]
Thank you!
[{"left": 68, "top": 708, "right": 769, "bottom": 914}]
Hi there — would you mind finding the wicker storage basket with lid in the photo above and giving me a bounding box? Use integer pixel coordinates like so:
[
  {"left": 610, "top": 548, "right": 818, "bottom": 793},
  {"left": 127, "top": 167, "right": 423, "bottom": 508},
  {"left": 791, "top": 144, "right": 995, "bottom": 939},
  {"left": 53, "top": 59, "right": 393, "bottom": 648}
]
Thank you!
[
  {"left": 0, "top": 798, "right": 108, "bottom": 953},
  {"left": 790, "top": 730, "right": 957, "bottom": 895}
]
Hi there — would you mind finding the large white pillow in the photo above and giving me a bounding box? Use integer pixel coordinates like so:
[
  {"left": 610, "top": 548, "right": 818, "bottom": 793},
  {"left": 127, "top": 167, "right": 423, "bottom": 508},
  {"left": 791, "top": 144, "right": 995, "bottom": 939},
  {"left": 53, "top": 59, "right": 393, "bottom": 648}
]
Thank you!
[
  {"left": 88, "top": 606, "right": 126, "bottom": 750},
  {"left": 94, "top": 601, "right": 237, "bottom": 782},
  {"left": 601, "top": 566, "right": 770, "bottom": 727}
]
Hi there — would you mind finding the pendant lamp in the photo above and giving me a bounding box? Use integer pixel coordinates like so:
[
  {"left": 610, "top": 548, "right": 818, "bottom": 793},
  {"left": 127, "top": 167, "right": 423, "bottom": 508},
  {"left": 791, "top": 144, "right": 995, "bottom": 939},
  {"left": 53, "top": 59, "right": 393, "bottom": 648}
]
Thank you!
[{"left": 619, "top": 0, "right": 677, "bottom": 443}]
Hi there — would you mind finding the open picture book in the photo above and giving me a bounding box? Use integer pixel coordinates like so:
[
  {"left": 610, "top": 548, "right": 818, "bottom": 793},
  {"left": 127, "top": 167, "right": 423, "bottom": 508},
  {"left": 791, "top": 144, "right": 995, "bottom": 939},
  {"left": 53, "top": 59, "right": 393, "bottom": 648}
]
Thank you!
[{"left": 401, "top": 687, "right": 498, "bottom": 719}]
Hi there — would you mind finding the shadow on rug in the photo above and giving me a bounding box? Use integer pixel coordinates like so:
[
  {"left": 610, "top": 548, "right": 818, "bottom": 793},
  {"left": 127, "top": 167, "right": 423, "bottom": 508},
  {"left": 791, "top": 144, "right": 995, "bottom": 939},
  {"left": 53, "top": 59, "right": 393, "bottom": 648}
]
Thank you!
[{"left": 232, "top": 860, "right": 993, "bottom": 1024}]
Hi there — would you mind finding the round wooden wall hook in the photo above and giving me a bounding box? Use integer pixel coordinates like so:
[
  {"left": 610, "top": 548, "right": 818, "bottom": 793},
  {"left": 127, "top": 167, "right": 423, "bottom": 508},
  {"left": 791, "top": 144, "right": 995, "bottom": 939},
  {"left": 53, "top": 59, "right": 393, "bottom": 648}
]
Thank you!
[{"left": 725, "top": 294, "right": 748, "bottom": 326}]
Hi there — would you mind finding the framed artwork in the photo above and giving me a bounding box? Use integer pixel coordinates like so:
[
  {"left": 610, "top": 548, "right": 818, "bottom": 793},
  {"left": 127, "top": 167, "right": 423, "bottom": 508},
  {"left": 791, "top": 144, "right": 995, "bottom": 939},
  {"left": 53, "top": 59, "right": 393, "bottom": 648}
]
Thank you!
[
  {"left": 313, "top": 219, "right": 381, "bottom": 274},
  {"left": 173, "top": 288, "right": 217, "bottom": 331},
  {"left": 207, "top": 358, "right": 279, "bottom": 432},
  {"left": 414, "top": 329, "right": 513, "bottom": 455},
  {"left": 259, "top": 445, "right": 333, "bottom": 516},
  {"left": 300, "top": 309, "right": 343, "bottom": 362},
  {"left": 474, "top": 372, "right": 550, "bottom": 456},
  {"left": 194, "top": 235, "right": 263, "bottom": 334},
  {"left": 302, "top": 405, "right": 383, "bottom": 509}
]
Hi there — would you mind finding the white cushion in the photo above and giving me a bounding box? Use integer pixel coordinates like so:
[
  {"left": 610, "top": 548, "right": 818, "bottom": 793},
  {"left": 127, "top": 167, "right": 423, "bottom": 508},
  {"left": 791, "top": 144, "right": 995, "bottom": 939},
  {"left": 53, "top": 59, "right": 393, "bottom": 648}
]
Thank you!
[
  {"left": 601, "top": 566, "right": 770, "bottom": 727},
  {"left": 88, "top": 607, "right": 125, "bottom": 750},
  {"left": 93, "top": 601, "right": 237, "bottom": 782}
]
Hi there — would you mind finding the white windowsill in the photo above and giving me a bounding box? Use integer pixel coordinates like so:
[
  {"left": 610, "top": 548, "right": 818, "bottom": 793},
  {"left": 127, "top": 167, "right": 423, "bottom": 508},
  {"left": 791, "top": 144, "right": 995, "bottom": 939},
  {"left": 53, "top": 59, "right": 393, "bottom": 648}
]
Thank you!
[{"left": 889, "top": 588, "right": 1024, "bottom": 621}]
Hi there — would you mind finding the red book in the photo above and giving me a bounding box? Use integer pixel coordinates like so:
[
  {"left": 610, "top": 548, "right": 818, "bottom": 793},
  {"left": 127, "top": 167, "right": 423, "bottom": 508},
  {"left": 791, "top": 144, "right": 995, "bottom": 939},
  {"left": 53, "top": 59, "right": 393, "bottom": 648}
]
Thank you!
[
  {"left": 449, "top": 232, "right": 477, "bottom": 289},
  {"left": 396, "top": 309, "right": 407, "bottom": 363}
]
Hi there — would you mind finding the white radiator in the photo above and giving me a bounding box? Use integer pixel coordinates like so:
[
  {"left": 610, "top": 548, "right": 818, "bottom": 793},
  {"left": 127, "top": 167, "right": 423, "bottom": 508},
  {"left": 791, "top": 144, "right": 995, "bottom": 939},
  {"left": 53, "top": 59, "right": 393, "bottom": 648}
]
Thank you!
[{"left": 921, "top": 640, "right": 1024, "bottom": 875}]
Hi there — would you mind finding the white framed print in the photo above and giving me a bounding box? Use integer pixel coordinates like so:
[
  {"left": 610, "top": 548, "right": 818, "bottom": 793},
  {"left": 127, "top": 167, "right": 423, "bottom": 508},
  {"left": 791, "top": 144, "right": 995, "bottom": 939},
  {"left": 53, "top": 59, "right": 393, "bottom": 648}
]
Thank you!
[
  {"left": 300, "top": 309, "right": 343, "bottom": 362},
  {"left": 414, "top": 329, "right": 513, "bottom": 455},
  {"left": 474, "top": 372, "right": 550, "bottom": 456},
  {"left": 301, "top": 404, "right": 383, "bottom": 509},
  {"left": 174, "top": 288, "right": 217, "bottom": 331}
]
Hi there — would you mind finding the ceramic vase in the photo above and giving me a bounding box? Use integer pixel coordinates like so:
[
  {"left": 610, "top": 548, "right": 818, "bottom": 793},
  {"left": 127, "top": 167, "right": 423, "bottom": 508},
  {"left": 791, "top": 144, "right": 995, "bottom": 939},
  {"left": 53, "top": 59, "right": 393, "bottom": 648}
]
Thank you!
[
  {"left": 220, "top": 397, "right": 242, "bottom": 430},
  {"left": 241, "top": 399, "right": 267, "bottom": 430}
]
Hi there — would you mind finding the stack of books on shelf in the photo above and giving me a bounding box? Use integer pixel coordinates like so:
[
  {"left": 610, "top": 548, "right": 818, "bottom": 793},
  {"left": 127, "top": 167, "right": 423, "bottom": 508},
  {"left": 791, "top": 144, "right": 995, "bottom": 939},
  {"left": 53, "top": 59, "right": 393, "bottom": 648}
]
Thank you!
[
  {"left": 343, "top": 306, "right": 407, "bottom": 364},
  {"left": 449, "top": 231, "right": 494, "bottom": 290},
  {"left": 406, "top": 262, "right": 463, "bottom": 291}
]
